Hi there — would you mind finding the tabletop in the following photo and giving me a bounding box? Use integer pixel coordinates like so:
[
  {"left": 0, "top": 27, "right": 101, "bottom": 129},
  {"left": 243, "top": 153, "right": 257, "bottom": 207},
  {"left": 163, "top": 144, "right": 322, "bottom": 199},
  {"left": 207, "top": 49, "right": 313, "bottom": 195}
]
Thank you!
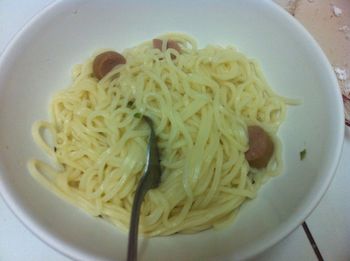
[{"left": 0, "top": 1, "right": 349, "bottom": 260}]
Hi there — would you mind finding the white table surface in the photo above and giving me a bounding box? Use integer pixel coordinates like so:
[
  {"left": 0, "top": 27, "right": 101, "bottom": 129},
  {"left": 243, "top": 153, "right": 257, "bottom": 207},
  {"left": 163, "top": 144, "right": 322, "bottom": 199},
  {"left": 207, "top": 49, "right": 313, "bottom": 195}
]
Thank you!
[{"left": 0, "top": 1, "right": 349, "bottom": 260}]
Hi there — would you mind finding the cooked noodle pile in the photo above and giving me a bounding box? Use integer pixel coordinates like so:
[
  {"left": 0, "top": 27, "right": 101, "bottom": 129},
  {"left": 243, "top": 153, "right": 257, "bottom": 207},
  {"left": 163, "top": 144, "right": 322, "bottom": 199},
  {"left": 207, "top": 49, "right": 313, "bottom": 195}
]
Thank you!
[{"left": 28, "top": 33, "right": 290, "bottom": 236}]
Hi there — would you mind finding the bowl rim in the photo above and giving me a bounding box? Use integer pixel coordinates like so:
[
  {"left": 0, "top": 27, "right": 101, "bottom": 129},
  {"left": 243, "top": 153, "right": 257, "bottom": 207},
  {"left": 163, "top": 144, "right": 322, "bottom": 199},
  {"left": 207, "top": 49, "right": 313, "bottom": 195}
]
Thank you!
[{"left": 0, "top": 0, "right": 345, "bottom": 260}]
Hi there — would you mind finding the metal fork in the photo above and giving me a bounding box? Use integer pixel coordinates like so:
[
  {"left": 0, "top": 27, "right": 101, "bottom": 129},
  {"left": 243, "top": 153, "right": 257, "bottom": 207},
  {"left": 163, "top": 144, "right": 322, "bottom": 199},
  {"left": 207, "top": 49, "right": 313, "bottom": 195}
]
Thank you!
[{"left": 127, "top": 116, "right": 162, "bottom": 261}]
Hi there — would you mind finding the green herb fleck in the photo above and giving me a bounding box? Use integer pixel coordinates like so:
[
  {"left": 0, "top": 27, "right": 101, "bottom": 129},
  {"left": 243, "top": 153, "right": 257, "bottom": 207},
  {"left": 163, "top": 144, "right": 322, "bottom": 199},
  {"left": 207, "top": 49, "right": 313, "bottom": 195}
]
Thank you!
[
  {"left": 252, "top": 179, "right": 255, "bottom": 185},
  {"left": 127, "top": 100, "right": 135, "bottom": 109},
  {"left": 54, "top": 147, "right": 57, "bottom": 152},
  {"left": 300, "top": 149, "right": 307, "bottom": 160},
  {"left": 98, "top": 215, "right": 103, "bottom": 218},
  {"left": 134, "top": 112, "right": 142, "bottom": 118}
]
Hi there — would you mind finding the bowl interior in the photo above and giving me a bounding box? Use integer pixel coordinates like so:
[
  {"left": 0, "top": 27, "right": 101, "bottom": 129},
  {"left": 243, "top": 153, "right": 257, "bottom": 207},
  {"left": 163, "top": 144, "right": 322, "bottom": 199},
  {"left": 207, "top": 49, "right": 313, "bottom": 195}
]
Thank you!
[{"left": 0, "top": 0, "right": 344, "bottom": 260}]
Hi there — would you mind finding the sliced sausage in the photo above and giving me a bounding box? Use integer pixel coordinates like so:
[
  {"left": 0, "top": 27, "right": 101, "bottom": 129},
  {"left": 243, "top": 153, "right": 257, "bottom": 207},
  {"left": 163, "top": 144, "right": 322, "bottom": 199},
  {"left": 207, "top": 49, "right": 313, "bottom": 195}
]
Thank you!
[
  {"left": 245, "top": 125, "right": 274, "bottom": 169},
  {"left": 93, "top": 51, "right": 126, "bottom": 80},
  {"left": 153, "top": 39, "right": 163, "bottom": 50},
  {"left": 152, "top": 38, "right": 181, "bottom": 59},
  {"left": 167, "top": 40, "right": 181, "bottom": 53}
]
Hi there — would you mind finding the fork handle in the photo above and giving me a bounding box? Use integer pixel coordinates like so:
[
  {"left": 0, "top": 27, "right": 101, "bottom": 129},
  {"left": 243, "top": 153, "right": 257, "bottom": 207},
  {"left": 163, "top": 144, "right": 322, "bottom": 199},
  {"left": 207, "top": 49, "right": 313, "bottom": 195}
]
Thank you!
[
  {"left": 127, "top": 179, "right": 147, "bottom": 261},
  {"left": 127, "top": 116, "right": 162, "bottom": 261}
]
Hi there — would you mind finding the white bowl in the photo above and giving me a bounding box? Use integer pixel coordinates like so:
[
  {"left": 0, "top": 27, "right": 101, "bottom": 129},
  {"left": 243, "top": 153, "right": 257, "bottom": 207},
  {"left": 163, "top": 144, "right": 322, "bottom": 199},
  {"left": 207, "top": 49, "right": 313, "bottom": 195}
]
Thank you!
[{"left": 0, "top": 0, "right": 344, "bottom": 260}]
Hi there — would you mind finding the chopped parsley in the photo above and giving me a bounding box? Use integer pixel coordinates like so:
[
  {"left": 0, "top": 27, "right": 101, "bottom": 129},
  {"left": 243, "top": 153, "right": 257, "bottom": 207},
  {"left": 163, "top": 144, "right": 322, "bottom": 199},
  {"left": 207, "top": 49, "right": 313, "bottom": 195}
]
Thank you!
[
  {"left": 54, "top": 147, "right": 57, "bottom": 152},
  {"left": 127, "top": 100, "right": 135, "bottom": 109},
  {"left": 300, "top": 149, "right": 307, "bottom": 160},
  {"left": 134, "top": 112, "right": 142, "bottom": 118}
]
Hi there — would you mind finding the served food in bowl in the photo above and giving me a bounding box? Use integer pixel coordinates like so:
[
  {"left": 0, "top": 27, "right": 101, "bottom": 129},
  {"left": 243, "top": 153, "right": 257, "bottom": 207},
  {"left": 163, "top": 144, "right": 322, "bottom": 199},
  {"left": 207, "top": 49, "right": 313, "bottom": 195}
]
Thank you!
[
  {"left": 28, "top": 33, "right": 295, "bottom": 236},
  {"left": 0, "top": 1, "right": 344, "bottom": 260}
]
